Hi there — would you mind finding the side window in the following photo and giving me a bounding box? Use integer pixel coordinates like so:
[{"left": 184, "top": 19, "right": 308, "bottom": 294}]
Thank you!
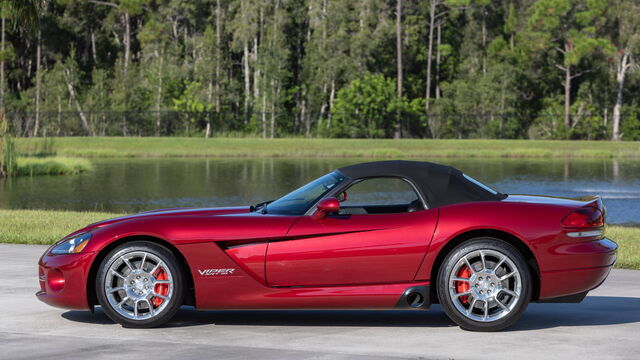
[{"left": 339, "top": 177, "right": 424, "bottom": 214}]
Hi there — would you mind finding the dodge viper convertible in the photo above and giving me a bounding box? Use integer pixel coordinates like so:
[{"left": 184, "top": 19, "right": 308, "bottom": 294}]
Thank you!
[{"left": 37, "top": 160, "right": 617, "bottom": 331}]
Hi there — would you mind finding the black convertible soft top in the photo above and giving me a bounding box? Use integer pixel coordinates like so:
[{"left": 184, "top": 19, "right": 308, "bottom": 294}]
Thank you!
[{"left": 337, "top": 160, "right": 505, "bottom": 208}]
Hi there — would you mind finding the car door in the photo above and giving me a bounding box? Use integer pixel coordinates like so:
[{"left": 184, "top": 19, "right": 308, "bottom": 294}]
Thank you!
[{"left": 265, "top": 177, "right": 439, "bottom": 287}]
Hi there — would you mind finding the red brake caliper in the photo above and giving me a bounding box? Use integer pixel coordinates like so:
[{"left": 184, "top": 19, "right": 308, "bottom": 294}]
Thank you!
[
  {"left": 456, "top": 266, "right": 471, "bottom": 305},
  {"left": 153, "top": 269, "right": 169, "bottom": 307}
]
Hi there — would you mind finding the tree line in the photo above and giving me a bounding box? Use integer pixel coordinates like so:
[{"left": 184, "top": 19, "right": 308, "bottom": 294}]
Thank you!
[{"left": 2, "top": 0, "right": 640, "bottom": 139}]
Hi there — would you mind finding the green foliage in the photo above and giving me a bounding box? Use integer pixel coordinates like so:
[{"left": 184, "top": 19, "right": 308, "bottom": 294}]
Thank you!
[
  {"left": 2, "top": 133, "right": 17, "bottom": 176},
  {"left": 0, "top": 0, "right": 639, "bottom": 140},
  {"left": 172, "top": 81, "right": 210, "bottom": 114},
  {"left": 329, "top": 74, "right": 423, "bottom": 138},
  {"left": 621, "top": 106, "right": 640, "bottom": 141}
]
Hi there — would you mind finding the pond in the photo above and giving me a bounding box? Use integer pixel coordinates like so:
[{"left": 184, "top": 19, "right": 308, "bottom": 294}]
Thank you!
[{"left": 1, "top": 157, "right": 639, "bottom": 224}]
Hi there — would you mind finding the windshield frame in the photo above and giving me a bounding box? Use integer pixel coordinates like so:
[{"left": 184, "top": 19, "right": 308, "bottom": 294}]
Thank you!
[{"left": 265, "top": 171, "right": 349, "bottom": 216}]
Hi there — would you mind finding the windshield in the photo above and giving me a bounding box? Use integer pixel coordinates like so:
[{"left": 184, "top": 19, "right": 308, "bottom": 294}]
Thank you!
[{"left": 266, "top": 171, "right": 346, "bottom": 215}]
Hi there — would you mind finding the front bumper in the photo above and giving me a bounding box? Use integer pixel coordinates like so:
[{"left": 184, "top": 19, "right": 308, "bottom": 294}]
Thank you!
[
  {"left": 539, "top": 238, "right": 617, "bottom": 299},
  {"left": 36, "top": 251, "right": 96, "bottom": 310}
]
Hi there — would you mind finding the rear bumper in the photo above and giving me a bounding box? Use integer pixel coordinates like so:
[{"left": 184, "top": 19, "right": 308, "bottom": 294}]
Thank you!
[
  {"left": 36, "top": 251, "right": 95, "bottom": 310},
  {"left": 539, "top": 238, "right": 617, "bottom": 299}
]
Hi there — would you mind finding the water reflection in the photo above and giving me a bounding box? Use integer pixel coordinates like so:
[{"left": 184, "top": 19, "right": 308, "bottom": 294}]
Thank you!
[{"left": 1, "top": 157, "right": 639, "bottom": 224}]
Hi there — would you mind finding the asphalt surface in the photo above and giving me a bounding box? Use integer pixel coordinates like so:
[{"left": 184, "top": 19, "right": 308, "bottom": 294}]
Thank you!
[{"left": 1, "top": 244, "right": 638, "bottom": 360}]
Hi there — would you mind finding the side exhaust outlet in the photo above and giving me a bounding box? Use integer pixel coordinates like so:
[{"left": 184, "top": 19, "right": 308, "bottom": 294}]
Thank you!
[{"left": 395, "top": 285, "right": 430, "bottom": 310}]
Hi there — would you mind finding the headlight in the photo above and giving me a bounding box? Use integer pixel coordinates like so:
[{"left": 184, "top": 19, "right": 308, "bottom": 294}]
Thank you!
[{"left": 50, "top": 233, "right": 92, "bottom": 255}]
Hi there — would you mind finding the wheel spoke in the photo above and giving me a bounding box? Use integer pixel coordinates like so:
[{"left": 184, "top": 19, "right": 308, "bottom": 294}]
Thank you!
[
  {"left": 480, "top": 251, "right": 487, "bottom": 271},
  {"left": 153, "top": 293, "right": 169, "bottom": 300},
  {"left": 107, "top": 286, "right": 124, "bottom": 293},
  {"left": 451, "top": 277, "right": 471, "bottom": 282},
  {"left": 463, "top": 256, "right": 475, "bottom": 273},
  {"left": 150, "top": 262, "right": 162, "bottom": 275},
  {"left": 154, "top": 279, "right": 171, "bottom": 285},
  {"left": 121, "top": 256, "right": 135, "bottom": 271},
  {"left": 133, "top": 300, "right": 139, "bottom": 317},
  {"left": 140, "top": 253, "right": 147, "bottom": 271},
  {"left": 144, "top": 299, "right": 154, "bottom": 316},
  {"left": 500, "top": 271, "right": 517, "bottom": 281},
  {"left": 496, "top": 297, "right": 509, "bottom": 311},
  {"left": 483, "top": 300, "right": 489, "bottom": 320},
  {"left": 493, "top": 256, "right": 506, "bottom": 271},
  {"left": 111, "top": 270, "right": 126, "bottom": 280},
  {"left": 500, "top": 288, "right": 519, "bottom": 297},
  {"left": 467, "top": 298, "right": 477, "bottom": 315},
  {"left": 117, "top": 296, "right": 129, "bottom": 308}
]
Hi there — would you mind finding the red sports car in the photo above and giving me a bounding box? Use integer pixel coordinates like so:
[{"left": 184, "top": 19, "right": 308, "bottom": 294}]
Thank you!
[{"left": 37, "top": 160, "right": 617, "bottom": 331}]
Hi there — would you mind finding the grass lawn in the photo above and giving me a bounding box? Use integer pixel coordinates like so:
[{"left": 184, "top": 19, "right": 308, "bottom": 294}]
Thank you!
[
  {"left": 0, "top": 210, "right": 123, "bottom": 245},
  {"left": 1, "top": 209, "right": 638, "bottom": 270},
  {"left": 15, "top": 137, "right": 640, "bottom": 158},
  {"left": 16, "top": 157, "right": 93, "bottom": 176}
]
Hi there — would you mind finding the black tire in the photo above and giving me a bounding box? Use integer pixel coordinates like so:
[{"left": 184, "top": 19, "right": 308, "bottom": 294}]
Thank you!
[
  {"left": 436, "top": 237, "right": 531, "bottom": 332},
  {"left": 96, "top": 241, "right": 185, "bottom": 328}
]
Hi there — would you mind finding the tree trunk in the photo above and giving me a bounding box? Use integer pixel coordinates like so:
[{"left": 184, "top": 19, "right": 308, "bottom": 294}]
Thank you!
[
  {"left": 91, "top": 31, "right": 98, "bottom": 65},
  {"left": 63, "top": 68, "right": 92, "bottom": 135},
  {"left": 425, "top": 1, "right": 436, "bottom": 113},
  {"left": 33, "top": 27, "right": 42, "bottom": 137},
  {"left": 319, "top": 83, "right": 327, "bottom": 121},
  {"left": 328, "top": 80, "right": 335, "bottom": 126},
  {"left": 156, "top": 51, "right": 164, "bottom": 136},
  {"left": 123, "top": 12, "right": 130, "bottom": 73},
  {"left": 243, "top": 42, "right": 250, "bottom": 123},
  {"left": 270, "top": 82, "right": 278, "bottom": 139},
  {"left": 564, "top": 64, "right": 571, "bottom": 128},
  {"left": 481, "top": 8, "right": 487, "bottom": 75},
  {"left": 435, "top": 20, "right": 441, "bottom": 99},
  {"left": 261, "top": 87, "right": 267, "bottom": 138},
  {"left": 612, "top": 51, "right": 629, "bottom": 141},
  {"left": 56, "top": 95, "right": 61, "bottom": 136},
  {"left": 205, "top": 81, "right": 212, "bottom": 138},
  {"left": 302, "top": 97, "right": 309, "bottom": 137},
  {"left": 215, "top": 0, "right": 221, "bottom": 115},
  {"left": 394, "top": 0, "right": 403, "bottom": 139}
]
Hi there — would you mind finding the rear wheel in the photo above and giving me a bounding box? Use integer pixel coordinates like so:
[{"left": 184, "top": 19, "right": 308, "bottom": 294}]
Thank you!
[
  {"left": 96, "top": 241, "right": 184, "bottom": 328},
  {"left": 437, "top": 238, "right": 531, "bottom": 331}
]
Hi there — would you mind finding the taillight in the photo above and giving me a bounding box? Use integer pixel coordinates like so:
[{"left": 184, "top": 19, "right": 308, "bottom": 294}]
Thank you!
[{"left": 561, "top": 207, "right": 604, "bottom": 228}]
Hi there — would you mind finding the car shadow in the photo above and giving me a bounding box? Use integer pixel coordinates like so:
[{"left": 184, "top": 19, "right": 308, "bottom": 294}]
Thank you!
[{"left": 62, "top": 296, "right": 640, "bottom": 331}]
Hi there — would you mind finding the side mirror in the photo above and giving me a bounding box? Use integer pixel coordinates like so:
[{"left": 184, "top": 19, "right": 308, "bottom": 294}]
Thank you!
[
  {"left": 312, "top": 197, "right": 340, "bottom": 220},
  {"left": 337, "top": 191, "right": 348, "bottom": 202}
]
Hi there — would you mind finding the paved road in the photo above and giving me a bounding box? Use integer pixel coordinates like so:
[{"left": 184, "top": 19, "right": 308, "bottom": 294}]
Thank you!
[{"left": 1, "top": 244, "right": 638, "bottom": 360}]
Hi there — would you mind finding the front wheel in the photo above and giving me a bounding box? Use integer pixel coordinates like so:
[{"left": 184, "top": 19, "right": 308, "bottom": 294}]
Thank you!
[
  {"left": 96, "top": 241, "right": 185, "bottom": 328},
  {"left": 437, "top": 238, "right": 532, "bottom": 331}
]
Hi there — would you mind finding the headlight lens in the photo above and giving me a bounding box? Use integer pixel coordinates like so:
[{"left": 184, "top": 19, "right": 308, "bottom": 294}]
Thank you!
[{"left": 50, "top": 233, "right": 92, "bottom": 254}]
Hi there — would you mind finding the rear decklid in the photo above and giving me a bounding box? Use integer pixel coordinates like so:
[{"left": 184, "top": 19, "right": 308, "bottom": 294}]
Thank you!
[
  {"left": 504, "top": 194, "right": 602, "bottom": 209},
  {"left": 505, "top": 194, "right": 605, "bottom": 229}
]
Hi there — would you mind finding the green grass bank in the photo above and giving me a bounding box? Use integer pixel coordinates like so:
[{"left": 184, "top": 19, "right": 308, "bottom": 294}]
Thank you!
[
  {"left": 16, "top": 157, "right": 93, "bottom": 176},
  {"left": 1, "top": 209, "right": 638, "bottom": 270},
  {"left": 15, "top": 137, "right": 640, "bottom": 158}
]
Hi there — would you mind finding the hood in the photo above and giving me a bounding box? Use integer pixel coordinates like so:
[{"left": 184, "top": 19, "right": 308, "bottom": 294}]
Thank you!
[{"left": 69, "top": 206, "right": 250, "bottom": 236}]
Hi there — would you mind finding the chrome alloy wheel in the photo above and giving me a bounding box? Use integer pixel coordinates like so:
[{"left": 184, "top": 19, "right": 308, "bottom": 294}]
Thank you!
[
  {"left": 104, "top": 251, "right": 174, "bottom": 321},
  {"left": 448, "top": 249, "right": 522, "bottom": 322}
]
